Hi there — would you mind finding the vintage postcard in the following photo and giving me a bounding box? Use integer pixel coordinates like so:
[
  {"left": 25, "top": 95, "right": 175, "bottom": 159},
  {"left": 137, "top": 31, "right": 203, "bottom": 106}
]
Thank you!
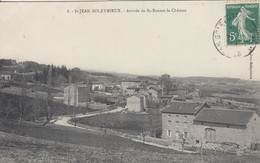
[{"left": 0, "top": 0, "right": 260, "bottom": 162}]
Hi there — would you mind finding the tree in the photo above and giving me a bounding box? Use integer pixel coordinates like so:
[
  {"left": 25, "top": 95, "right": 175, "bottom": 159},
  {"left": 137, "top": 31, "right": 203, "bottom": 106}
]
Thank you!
[
  {"left": 69, "top": 68, "right": 87, "bottom": 83},
  {"left": 159, "top": 76, "right": 172, "bottom": 95},
  {"left": 42, "top": 66, "right": 54, "bottom": 126},
  {"left": 94, "top": 112, "right": 115, "bottom": 137},
  {"left": 0, "top": 95, "right": 15, "bottom": 120},
  {"left": 16, "top": 86, "right": 31, "bottom": 124}
]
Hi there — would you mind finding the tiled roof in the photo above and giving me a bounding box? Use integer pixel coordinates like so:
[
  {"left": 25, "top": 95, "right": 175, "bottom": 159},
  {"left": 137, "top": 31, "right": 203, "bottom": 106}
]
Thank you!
[
  {"left": 127, "top": 86, "right": 144, "bottom": 89},
  {"left": 149, "top": 86, "right": 162, "bottom": 91},
  {"left": 161, "top": 102, "right": 207, "bottom": 115},
  {"left": 127, "top": 94, "right": 144, "bottom": 99},
  {"left": 194, "top": 108, "right": 255, "bottom": 126},
  {"left": 161, "top": 95, "right": 173, "bottom": 98}
]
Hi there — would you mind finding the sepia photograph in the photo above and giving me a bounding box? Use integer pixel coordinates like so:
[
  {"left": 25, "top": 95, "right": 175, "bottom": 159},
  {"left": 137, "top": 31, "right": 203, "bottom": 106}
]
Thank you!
[{"left": 0, "top": 0, "right": 260, "bottom": 162}]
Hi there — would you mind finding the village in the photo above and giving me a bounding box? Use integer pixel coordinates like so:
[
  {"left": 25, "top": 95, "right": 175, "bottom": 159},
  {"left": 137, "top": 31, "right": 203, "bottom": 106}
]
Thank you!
[{"left": 1, "top": 59, "right": 260, "bottom": 159}]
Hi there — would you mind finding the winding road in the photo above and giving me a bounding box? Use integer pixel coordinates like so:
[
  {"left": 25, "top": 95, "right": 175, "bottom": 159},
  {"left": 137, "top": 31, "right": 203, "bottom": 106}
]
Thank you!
[{"left": 54, "top": 107, "right": 124, "bottom": 127}]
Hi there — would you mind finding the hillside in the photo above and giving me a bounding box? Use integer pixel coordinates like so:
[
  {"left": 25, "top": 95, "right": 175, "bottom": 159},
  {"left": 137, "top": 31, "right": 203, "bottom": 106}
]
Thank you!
[{"left": 0, "top": 121, "right": 259, "bottom": 162}]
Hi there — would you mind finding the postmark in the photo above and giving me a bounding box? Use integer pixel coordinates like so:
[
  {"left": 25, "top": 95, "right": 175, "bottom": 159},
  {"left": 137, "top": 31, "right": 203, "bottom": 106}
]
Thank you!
[{"left": 212, "top": 3, "right": 259, "bottom": 58}]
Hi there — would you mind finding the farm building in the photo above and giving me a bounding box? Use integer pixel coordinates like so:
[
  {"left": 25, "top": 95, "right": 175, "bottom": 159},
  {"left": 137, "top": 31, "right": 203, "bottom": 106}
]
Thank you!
[
  {"left": 149, "top": 86, "right": 163, "bottom": 101},
  {"left": 64, "top": 84, "right": 90, "bottom": 107},
  {"left": 91, "top": 82, "right": 103, "bottom": 91},
  {"left": 126, "top": 86, "right": 145, "bottom": 95},
  {"left": 161, "top": 102, "right": 260, "bottom": 149},
  {"left": 0, "top": 71, "right": 12, "bottom": 81},
  {"left": 126, "top": 94, "right": 146, "bottom": 112},
  {"left": 193, "top": 108, "right": 260, "bottom": 148},
  {"left": 121, "top": 80, "right": 141, "bottom": 91},
  {"left": 168, "top": 89, "right": 189, "bottom": 101}
]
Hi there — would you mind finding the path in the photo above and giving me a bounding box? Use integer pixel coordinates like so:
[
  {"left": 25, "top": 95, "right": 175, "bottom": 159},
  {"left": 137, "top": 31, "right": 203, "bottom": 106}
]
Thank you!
[{"left": 54, "top": 107, "right": 124, "bottom": 127}]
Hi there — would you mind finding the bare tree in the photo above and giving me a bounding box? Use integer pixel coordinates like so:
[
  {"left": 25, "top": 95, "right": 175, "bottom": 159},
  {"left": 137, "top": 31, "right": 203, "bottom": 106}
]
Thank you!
[
  {"left": 42, "top": 66, "right": 54, "bottom": 126},
  {"left": 94, "top": 112, "right": 115, "bottom": 137},
  {"left": 16, "top": 86, "right": 30, "bottom": 124}
]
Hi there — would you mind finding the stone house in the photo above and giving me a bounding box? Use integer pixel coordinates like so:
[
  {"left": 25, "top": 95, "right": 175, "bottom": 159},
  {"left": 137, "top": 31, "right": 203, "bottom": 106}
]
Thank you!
[
  {"left": 64, "top": 84, "right": 90, "bottom": 107},
  {"left": 126, "top": 86, "right": 145, "bottom": 95},
  {"left": 126, "top": 94, "right": 145, "bottom": 112},
  {"left": 121, "top": 80, "right": 141, "bottom": 91},
  {"left": 149, "top": 86, "right": 163, "bottom": 101},
  {"left": 161, "top": 102, "right": 209, "bottom": 142},
  {"left": 0, "top": 71, "right": 12, "bottom": 81},
  {"left": 139, "top": 92, "right": 150, "bottom": 109},
  {"left": 161, "top": 95, "right": 173, "bottom": 105},
  {"left": 91, "top": 82, "right": 103, "bottom": 91}
]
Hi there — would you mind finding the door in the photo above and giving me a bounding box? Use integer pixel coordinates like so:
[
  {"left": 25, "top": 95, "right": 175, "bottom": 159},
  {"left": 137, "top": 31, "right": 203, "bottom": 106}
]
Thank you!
[{"left": 205, "top": 128, "right": 216, "bottom": 142}]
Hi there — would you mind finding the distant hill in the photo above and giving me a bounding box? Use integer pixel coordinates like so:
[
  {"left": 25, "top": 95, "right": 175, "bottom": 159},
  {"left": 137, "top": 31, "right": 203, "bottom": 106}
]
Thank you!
[{"left": 173, "top": 76, "right": 241, "bottom": 83}]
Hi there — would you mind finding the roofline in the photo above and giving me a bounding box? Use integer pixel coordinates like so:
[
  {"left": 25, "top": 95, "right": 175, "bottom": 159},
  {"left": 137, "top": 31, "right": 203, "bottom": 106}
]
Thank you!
[
  {"left": 194, "top": 103, "right": 209, "bottom": 115},
  {"left": 193, "top": 119, "right": 248, "bottom": 127},
  {"left": 128, "top": 94, "right": 144, "bottom": 99},
  {"left": 161, "top": 102, "right": 207, "bottom": 115},
  {"left": 161, "top": 111, "right": 195, "bottom": 115},
  {"left": 194, "top": 109, "right": 255, "bottom": 126},
  {"left": 149, "top": 87, "right": 162, "bottom": 91},
  {"left": 244, "top": 111, "right": 256, "bottom": 126}
]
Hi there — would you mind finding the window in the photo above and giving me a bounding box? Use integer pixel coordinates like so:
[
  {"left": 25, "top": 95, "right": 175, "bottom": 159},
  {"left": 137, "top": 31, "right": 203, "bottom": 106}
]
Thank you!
[
  {"left": 201, "top": 122, "right": 204, "bottom": 125},
  {"left": 168, "top": 114, "right": 171, "bottom": 117},
  {"left": 176, "top": 121, "right": 179, "bottom": 124},
  {"left": 184, "top": 115, "right": 187, "bottom": 118},
  {"left": 175, "top": 131, "right": 180, "bottom": 140},
  {"left": 196, "top": 140, "right": 200, "bottom": 144},
  {"left": 184, "top": 132, "right": 189, "bottom": 138},
  {"left": 167, "top": 130, "right": 172, "bottom": 137},
  {"left": 176, "top": 115, "right": 179, "bottom": 117},
  {"left": 167, "top": 120, "right": 171, "bottom": 126},
  {"left": 184, "top": 122, "right": 188, "bottom": 128},
  {"left": 227, "top": 125, "right": 230, "bottom": 128}
]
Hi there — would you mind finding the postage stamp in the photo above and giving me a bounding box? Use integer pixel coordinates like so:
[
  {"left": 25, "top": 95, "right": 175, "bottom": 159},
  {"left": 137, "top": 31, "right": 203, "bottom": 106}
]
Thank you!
[
  {"left": 213, "top": 3, "right": 259, "bottom": 58},
  {"left": 226, "top": 3, "right": 259, "bottom": 45}
]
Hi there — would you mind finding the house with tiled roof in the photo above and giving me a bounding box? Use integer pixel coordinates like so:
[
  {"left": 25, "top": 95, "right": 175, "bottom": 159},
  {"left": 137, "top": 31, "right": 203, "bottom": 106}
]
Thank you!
[
  {"left": 161, "top": 102, "right": 209, "bottom": 141},
  {"left": 121, "top": 80, "right": 141, "bottom": 91},
  {"left": 64, "top": 84, "right": 91, "bottom": 107},
  {"left": 126, "top": 86, "right": 145, "bottom": 95},
  {"left": 126, "top": 94, "right": 145, "bottom": 112}
]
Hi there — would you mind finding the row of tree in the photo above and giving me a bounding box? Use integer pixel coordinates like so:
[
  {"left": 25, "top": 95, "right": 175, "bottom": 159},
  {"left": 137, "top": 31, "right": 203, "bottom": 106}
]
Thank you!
[
  {"left": 1, "top": 59, "right": 89, "bottom": 85},
  {"left": 31, "top": 65, "right": 88, "bottom": 85}
]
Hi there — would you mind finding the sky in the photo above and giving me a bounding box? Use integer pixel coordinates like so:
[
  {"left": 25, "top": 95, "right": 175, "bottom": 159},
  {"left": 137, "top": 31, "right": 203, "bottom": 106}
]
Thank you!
[{"left": 0, "top": 1, "right": 259, "bottom": 80}]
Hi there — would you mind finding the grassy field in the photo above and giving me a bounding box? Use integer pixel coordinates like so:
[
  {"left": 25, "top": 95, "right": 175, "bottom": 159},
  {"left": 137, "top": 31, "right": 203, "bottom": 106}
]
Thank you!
[
  {"left": 0, "top": 120, "right": 259, "bottom": 162},
  {"left": 75, "top": 112, "right": 162, "bottom": 135}
]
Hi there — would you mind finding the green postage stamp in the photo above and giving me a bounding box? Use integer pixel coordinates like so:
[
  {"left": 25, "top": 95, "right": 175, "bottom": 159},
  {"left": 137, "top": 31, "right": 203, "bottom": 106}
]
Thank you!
[{"left": 226, "top": 3, "right": 259, "bottom": 45}]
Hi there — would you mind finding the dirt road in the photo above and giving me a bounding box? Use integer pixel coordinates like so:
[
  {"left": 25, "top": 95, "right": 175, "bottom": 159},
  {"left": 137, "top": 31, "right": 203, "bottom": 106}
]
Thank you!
[{"left": 54, "top": 107, "right": 124, "bottom": 127}]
